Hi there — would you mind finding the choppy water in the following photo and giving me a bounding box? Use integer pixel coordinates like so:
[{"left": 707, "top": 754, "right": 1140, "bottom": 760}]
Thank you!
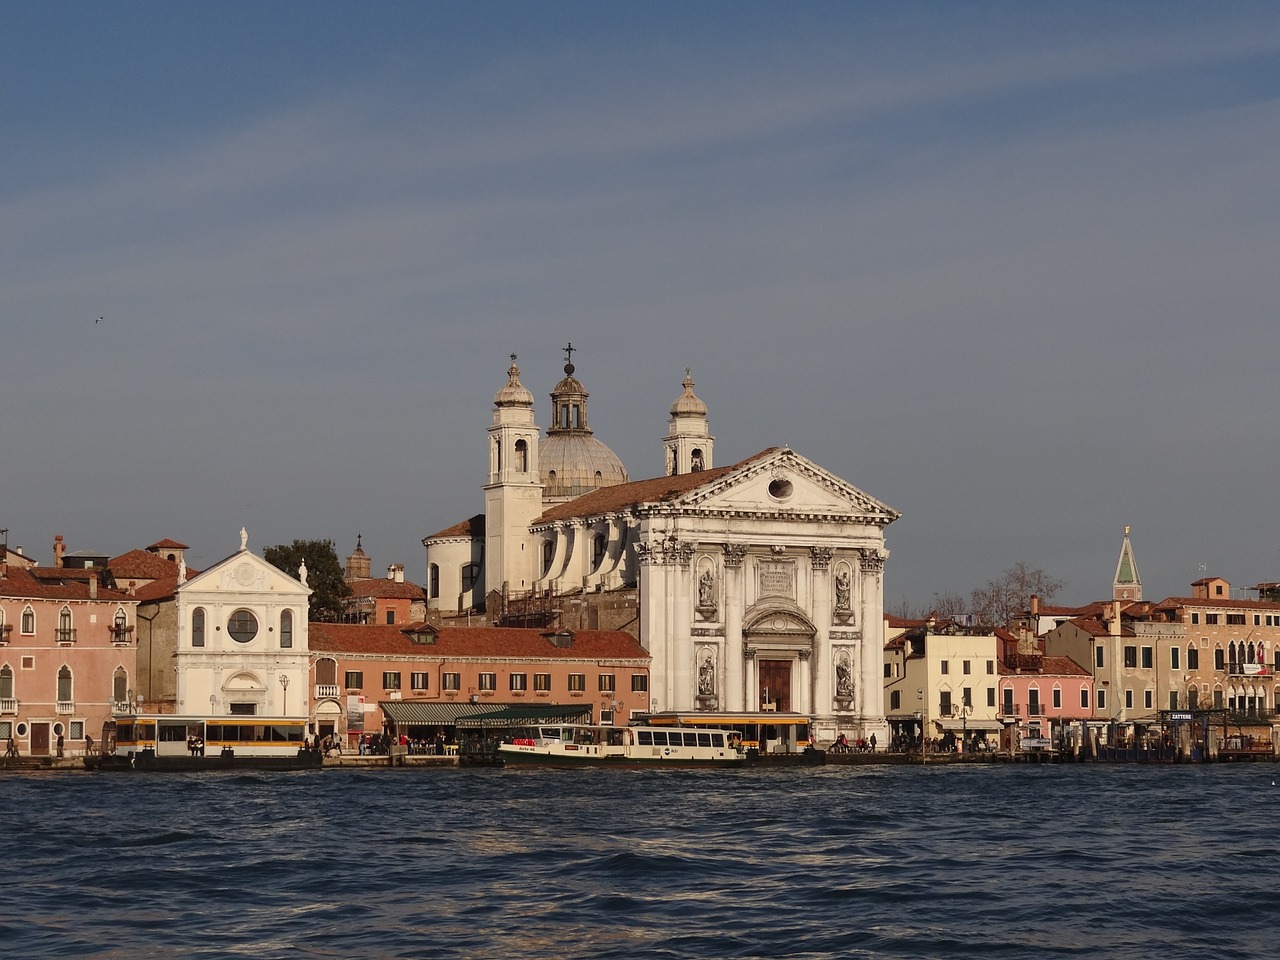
[{"left": 1, "top": 763, "right": 1276, "bottom": 959}]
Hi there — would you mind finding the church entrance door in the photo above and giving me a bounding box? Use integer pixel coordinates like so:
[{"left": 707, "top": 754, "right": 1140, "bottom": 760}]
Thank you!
[{"left": 759, "top": 660, "right": 792, "bottom": 712}]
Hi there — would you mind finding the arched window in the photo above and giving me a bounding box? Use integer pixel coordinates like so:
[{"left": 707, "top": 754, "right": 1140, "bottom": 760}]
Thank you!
[
  {"left": 515, "top": 438, "right": 528, "bottom": 472},
  {"left": 428, "top": 564, "right": 440, "bottom": 600},
  {"left": 691, "top": 448, "right": 704, "bottom": 472},
  {"left": 542, "top": 539, "right": 555, "bottom": 576},
  {"left": 57, "top": 606, "right": 73, "bottom": 643},
  {"left": 21, "top": 606, "right": 34, "bottom": 634},
  {"left": 0, "top": 664, "right": 13, "bottom": 700},
  {"left": 592, "top": 533, "right": 607, "bottom": 570},
  {"left": 112, "top": 607, "right": 128, "bottom": 640},
  {"left": 57, "top": 665, "right": 72, "bottom": 704},
  {"left": 192, "top": 607, "right": 206, "bottom": 647},
  {"left": 462, "top": 563, "right": 480, "bottom": 594},
  {"left": 113, "top": 667, "right": 128, "bottom": 705},
  {"left": 280, "top": 610, "right": 293, "bottom": 649},
  {"left": 1187, "top": 686, "right": 1198, "bottom": 710},
  {"left": 316, "top": 658, "right": 337, "bottom": 686}
]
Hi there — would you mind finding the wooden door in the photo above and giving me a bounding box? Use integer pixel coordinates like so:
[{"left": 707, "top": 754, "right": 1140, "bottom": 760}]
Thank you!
[
  {"left": 759, "top": 660, "right": 792, "bottom": 713},
  {"left": 30, "top": 721, "right": 50, "bottom": 756}
]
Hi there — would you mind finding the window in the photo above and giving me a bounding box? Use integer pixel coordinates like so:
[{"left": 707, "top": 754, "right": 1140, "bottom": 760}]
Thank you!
[
  {"left": 1123, "top": 646, "right": 1137, "bottom": 668},
  {"left": 478, "top": 673, "right": 496, "bottom": 691},
  {"left": 316, "top": 659, "right": 337, "bottom": 685},
  {"left": 57, "top": 607, "right": 73, "bottom": 643},
  {"left": 462, "top": 564, "right": 480, "bottom": 594},
  {"left": 70, "top": 720, "right": 84, "bottom": 740},
  {"left": 1028, "top": 689, "right": 1041, "bottom": 714},
  {"left": 0, "top": 665, "right": 13, "bottom": 699},
  {"left": 383, "top": 672, "right": 401, "bottom": 690},
  {"left": 962, "top": 660, "right": 971, "bottom": 675},
  {"left": 428, "top": 564, "right": 440, "bottom": 600},
  {"left": 1191, "top": 613, "right": 1199, "bottom": 625},
  {"left": 890, "top": 690, "right": 901, "bottom": 709},
  {"left": 57, "top": 666, "right": 72, "bottom": 703},
  {"left": 1141, "top": 647, "right": 1153, "bottom": 669},
  {"left": 438, "top": 672, "right": 460, "bottom": 691},
  {"left": 227, "top": 609, "right": 258, "bottom": 644},
  {"left": 1080, "top": 688, "right": 1090, "bottom": 709},
  {"left": 535, "top": 673, "right": 552, "bottom": 692},
  {"left": 1052, "top": 688, "right": 1062, "bottom": 709},
  {"left": 1227, "top": 614, "right": 1246, "bottom": 626},
  {"left": 884, "top": 663, "right": 891, "bottom": 678},
  {"left": 21, "top": 606, "right": 34, "bottom": 635},
  {"left": 987, "top": 687, "right": 996, "bottom": 707},
  {"left": 113, "top": 668, "right": 127, "bottom": 704},
  {"left": 631, "top": 674, "right": 647, "bottom": 693},
  {"left": 1171, "top": 647, "right": 1180, "bottom": 671},
  {"left": 568, "top": 673, "right": 586, "bottom": 692},
  {"left": 940, "top": 661, "right": 949, "bottom": 675},
  {"left": 192, "top": 608, "right": 206, "bottom": 647},
  {"left": 1169, "top": 691, "right": 1179, "bottom": 710},
  {"left": 962, "top": 687, "right": 972, "bottom": 708},
  {"left": 1097, "top": 688, "right": 1106, "bottom": 710},
  {"left": 344, "top": 671, "right": 364, "bottom": 689},
  {"left": 986, "top": 660, "right": 994, "bottom": 675},
  {"left": 1254, "top": 615, "right": 1262, "bottom": 626},
  {"left": 1095, "top": 646, "right": 1105, "bottom": 669},
  {"left": 1214, "top": 648, "right": 1225, "bottom": 670},
  {"left": 509, "top": 673, "right": 527, "bottom": 691},
  {"left": 1144, "top": 689, "right": 1153, "bottom": 709},
  {"left": 1205, "top": 614, "right": 1220, "bottom": 625},
  {"left": 411, "top": 672, "right": 429, "bottom": 691},
  {"left": 939, "top": 690, "right": 952, "bottom": 715},
  {"left": 1187, "top": 647, "right": 1199, "bottom": 670},
  {"left": 385, "top": 610, "right": 396, "bottom": 625},
  {"left": 280, "top": 610, "right": 293, "bottom": 648},
  {"left": 1125, "top": 689, "right": 1134, "bottom": 709},
  {"left": 1003, "top": 688, "right": 1014, "bottom": 714},
  {"left": 1214, "top": 689, "right": 1223, "bottom": 708},
  {"left": 598, "top": 674, "right": 615, "bottom": 692},
  {"left": 515, "top": 438, "right": 528, "bottom": 472}
]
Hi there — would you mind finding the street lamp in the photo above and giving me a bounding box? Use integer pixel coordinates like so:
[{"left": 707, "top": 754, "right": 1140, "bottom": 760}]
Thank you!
[
  {"left": 958, "top": 703, "right": 972, "bottom": 755},
  {"left": 280, "top": 674, "right": 290, "bottom": 715}
]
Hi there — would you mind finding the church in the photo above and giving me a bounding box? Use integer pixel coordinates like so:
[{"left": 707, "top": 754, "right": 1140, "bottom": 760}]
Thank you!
[{"left": 423, "top": 349, "right": 899, "bottom": 741}]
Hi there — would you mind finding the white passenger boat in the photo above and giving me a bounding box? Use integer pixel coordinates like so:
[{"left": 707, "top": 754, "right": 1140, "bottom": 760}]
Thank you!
[{"left": 497, "top": 723, "right": 747, "bottom": 768}]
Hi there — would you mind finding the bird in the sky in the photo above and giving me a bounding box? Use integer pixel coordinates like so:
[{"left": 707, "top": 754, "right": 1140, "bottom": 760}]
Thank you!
[{"left": 96, "top": 316, "right": 103, "bottom": 323}]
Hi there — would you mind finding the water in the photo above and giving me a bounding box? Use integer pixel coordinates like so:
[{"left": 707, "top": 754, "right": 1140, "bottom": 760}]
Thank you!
[{"left": 1, "top": 763, "right": 1275, "bottom": 959}]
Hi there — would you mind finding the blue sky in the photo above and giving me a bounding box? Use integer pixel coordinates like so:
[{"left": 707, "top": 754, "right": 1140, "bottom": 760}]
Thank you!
[{"left": 4, "top": 2, "right": 1280, "bottom": 609}]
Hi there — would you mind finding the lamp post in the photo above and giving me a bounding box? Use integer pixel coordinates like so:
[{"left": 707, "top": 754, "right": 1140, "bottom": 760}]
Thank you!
[
  {"left": 959, "top": 703, "right": 971, "bottom": 755},
  {"left": 280, "top": 674, "right": 290, "bottom": 715}
]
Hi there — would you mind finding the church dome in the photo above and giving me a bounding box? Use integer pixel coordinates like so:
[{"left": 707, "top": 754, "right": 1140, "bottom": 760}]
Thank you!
[
  {"left": 493, "top": 357, "right": 534, "bottom": 407},
  {"left": 540, "top": 351, "right": 628, "bottom": 499},
  {"left": 540, "top": 434, "right": 629, "bottom": 499},
  {"left": 669, "top": 371, "right": 708, "bottom": 418}
]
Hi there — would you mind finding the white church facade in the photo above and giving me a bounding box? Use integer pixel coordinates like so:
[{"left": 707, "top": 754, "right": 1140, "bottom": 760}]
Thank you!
[{"left": 424, "top": 350, "right": 899, "bottom": 741}]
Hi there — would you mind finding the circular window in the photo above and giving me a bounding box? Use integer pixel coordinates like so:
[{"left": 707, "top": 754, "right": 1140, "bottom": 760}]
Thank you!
[
  {"left": 16, "top": 722, "right": 27, "bottom": 736},
  {"left": 227, "top": 609, "right": 259, "bottom": 643},
  {"left": 768, "top": 478, "right": 793, "bottom": 500},
  {"left": 53, "top": 723, "right": 64, "bottom": 736}
]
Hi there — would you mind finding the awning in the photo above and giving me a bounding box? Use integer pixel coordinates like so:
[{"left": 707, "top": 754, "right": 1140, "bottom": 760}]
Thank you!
[
  {"left": 455, "top": 704, "right": 594, "bottom": 727},
  {"left": 935, "top": 718, "right": 1003, "bottom": 732},
  {"left": 379, "top": 702, "right": 492, "bottom": 725}
]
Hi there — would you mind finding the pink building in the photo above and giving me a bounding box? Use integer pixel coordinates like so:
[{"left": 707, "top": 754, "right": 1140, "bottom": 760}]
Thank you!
[
  {"left": 996, "top": 629, "right": 1095, "bottom": 754},
  {"left": 308, "top": 622, "right": 650, "bottom": 745},
  {"left": 1, "top": 559, "right": 138, "bottom": 757}
]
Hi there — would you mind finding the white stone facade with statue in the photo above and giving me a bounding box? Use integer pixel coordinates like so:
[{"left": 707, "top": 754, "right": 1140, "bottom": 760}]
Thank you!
[
  {"left": 424, "top": 348, "right": 899, "bottom": 743},
  {"left": 173, "top": 529, "right": 312, "bottom": 722}
]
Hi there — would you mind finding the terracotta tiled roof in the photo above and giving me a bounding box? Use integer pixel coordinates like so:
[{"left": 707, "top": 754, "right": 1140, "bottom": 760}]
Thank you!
[
  {"left": 1151, "top": 596, "right": 1280, "bottom": 612},
  {"left": 309, "top": 622, "right": 648, "bottom": 660},
  {"left": 109, "top": 549, "right": 188, "bottom": 581},
  {"left": 536, "top": 449, "right": 779, "bottom": 524},
  {"left": 0, "top": 567, "right": 134, "bottom": 602},
  {"left": 346, "top": 578, "right": 427, "bottom": 601},
  {"left": 998, "top": 655, "right": 1091, "bottom": 677},
  {"left": 424, "top": 514, "right": 485, "bottom": 541},
  {"left": 1059, "top": 615, "right": 1136, "bottom": 638},
  {"left": 147, "top": 538, "right": 189, "bottom": 550},
  {"left": 130, "top": 578, "right": 182, "bottom": 602}
]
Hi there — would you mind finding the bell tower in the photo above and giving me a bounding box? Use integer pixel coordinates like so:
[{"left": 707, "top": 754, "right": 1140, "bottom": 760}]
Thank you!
[
  {"left": 1113, "top": 525, "right": 1142, "bottom": 602},
  {"left": 663, "top": 369, "right": 713, "bottom": 476},
  {"left": 484, "top": 355, "right": 543, "bottom": 599}
]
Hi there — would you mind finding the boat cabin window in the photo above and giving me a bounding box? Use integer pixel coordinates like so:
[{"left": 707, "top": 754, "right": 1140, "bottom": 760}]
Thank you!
[
  {"left": 637, "top": 730, "right": 653, "bottom": 745},
  {"left": 697, "top": 733, "right": 712, "bottom": 747},
  {"left": 540, "top": 727, "right": 564, "bottom": 740}
]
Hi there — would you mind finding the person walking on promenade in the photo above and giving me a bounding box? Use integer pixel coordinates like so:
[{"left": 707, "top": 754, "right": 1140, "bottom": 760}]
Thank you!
[
  {"left": 6, "top": 736, "right": 18, "bottom": 757},
  {"left": 56, "top": 733, "right": 65, "bottom": 758}
]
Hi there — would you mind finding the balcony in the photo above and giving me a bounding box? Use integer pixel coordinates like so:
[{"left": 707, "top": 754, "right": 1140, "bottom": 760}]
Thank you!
[
  {"left": 0, "top": 698, "right": 17, "bottom": 714},
  {"left": 315, "top": 684, "right": 340, "bottom": 700},
  {"left": 1226, "top": 664, "right": 1273, "bottom": 678},
  {"left": 109, "top": 625, "right": 135, "bottom": 644},
  {"left": 112, "top": 700, "right": 133, "bottom": 716},
  {"left": 56, "top": 628, "right": 77, "bottom": 644},
  {"left": 56, "top": 700, "right": 74, "bottom": 714}
]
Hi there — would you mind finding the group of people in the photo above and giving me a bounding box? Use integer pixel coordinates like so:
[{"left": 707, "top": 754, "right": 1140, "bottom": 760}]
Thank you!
[
  {"left": 354, "top": 731, "right": 452, "bottom": 756},
  {"left": 829, "top": 732, "right": 876, "bottom": 753},
  {"left": 185, "top": 735, "right": 206, "bottom": 757}
]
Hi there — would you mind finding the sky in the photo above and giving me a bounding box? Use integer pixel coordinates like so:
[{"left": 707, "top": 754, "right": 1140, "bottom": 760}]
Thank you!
[{"left": 3, "top": 2, "right": 1280, "bottom": 610}]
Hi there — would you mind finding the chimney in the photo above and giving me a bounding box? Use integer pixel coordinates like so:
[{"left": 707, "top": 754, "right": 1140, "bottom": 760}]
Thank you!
[
  {"left": 1030, "top": 594, "right": 1039, "bottom": 616},
  {"left": 388, "top": 564, "right": 404, "bottom": 584},
  {"left": 89, "top": 576, "right": 98, "bottom": 600},
  {"left": 54, "top": 534, "right": 65, "bottom": 568},
  {"left": 1110, "top": 600, "right": 1120, "bottom": 637}
]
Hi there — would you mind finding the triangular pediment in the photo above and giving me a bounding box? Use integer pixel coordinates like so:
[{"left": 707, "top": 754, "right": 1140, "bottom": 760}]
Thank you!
[
  {"left": 672, "top": 449, "right": 897, "bottom": 523},
  {"left": 180, "top": 550, "right": 311, "bottom": 599}
]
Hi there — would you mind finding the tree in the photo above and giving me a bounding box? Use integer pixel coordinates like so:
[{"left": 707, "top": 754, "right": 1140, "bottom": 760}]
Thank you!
[
  {"left": 968, "top": 562, "right": 1064, "bottom": 629},
  {"left": 263, "top": 539, "right": 351, "bottom": 623}
]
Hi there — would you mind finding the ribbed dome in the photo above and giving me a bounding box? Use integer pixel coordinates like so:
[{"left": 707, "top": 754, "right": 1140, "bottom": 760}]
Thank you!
[
  {"left": 493, "top": 358, "right": 534, "bottom": 406},
  {"left": 541, "top": 434, "right": 628, "bottom": 499},
  {"left": 669, "top": 371, "right": 708, "bottom": 417}
]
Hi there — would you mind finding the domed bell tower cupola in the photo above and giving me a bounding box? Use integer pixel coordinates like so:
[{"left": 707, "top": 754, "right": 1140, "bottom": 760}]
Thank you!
[
  {"left": 540, "top": 343, "right": 628, "bottom": 501},
  {"left": 484, "top": 355, "right": 544, "bottom": 598},
  {"left": 664, "top": 368, "right": 713, "bottom": 476}
]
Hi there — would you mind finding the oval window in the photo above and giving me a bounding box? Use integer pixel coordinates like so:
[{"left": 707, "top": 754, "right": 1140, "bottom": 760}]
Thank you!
[{"left": 227, "top": 609, "right": 259, "bottom": 643}]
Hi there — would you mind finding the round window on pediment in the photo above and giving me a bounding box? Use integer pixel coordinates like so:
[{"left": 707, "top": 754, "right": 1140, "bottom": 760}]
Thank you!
[
  {"left": 227, "top": 609, "right": 259, "bottom": 644},
  {"left": 768, "top": 477, "right": 793, "bottom": 501}
]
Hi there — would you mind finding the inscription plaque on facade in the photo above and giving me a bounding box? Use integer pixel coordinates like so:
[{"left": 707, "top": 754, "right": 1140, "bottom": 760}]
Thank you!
[{"left": 756, "top": 560, "right": 796, "bottom": 600}]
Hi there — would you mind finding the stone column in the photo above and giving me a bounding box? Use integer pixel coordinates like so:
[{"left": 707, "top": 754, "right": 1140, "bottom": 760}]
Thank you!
[
  {"left": 723, "top": 544, "right": 747, "bottom": 711},
  {"left": 672, "top": 537, "right": 696, "bottom": 710},
  {"left": 798, "top": 648, "right": 813, "bottom": 715},
  {"left": 810, "top": 547, "right": 834, "bottom": 722},
  {"left": 859, "top": 548, "right": 890, "bottom": 739}
]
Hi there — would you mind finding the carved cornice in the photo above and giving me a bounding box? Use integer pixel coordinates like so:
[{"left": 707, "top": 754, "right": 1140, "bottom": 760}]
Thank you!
[
  {"left": 636, "top": 535, "right": 697, "bottom": 566},
  {"left": 859, "top": 548, "right": 886, "bottom": 574}
]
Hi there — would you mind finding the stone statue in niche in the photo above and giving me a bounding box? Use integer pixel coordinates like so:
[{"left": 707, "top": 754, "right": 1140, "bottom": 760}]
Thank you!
[
  {"left": 696, "top": 566, "right": 718, "bottom": 619},
  {"left": 698, "top": 649, "right": 716, "bottom": 696},
  {"left": 834, "top": 650, "right": 854, "bottom": 707},
  {"left": 834, "top": 569, "right": 851, "bottom": 612}
]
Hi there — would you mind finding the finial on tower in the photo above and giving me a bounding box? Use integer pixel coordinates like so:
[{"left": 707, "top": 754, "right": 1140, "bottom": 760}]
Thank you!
[{"left": 563, "top": 341, "right": 575, "bottom": 375}]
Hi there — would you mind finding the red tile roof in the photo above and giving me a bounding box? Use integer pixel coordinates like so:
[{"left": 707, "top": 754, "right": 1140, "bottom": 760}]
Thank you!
[
  {"left": 147, "top": 538, "right": 189, "bottom": 550},
  {"left": 346, "top": 578, "right": 427, "bottom": 601},
  {"left": 536, "top": 449, "right": 779, "bottom": 524},
  {"left": 0, "top": 567, "right": 135, "bottom": 603},
  {"left": 424, "top": 514, "right": 485, "bottom": 541},
  {"left": 309, "top": 622, "right": 648, "bottom": 660},
  {"left": 109, "top": 549, "right": 191, "bottom": 582},
  {"left": 998, "top": 655, "right": 1091, "bottom": 677},
  {"left": 1152, "top": 596, "right": 1280, "bottom": 612}
]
